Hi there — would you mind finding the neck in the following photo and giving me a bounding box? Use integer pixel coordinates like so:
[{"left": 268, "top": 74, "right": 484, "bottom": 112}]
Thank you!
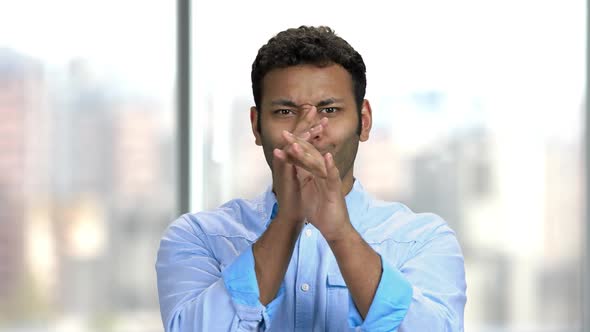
[{"left": 340, "top": 168, "right": 355, "bottom": 197}]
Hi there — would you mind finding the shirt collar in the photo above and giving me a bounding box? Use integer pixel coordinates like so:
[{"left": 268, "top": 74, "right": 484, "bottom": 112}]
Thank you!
[
  {"left": 259, "top": 178, "right": 369, "bottom": 229},
  {"left": 258, "top": 185, "right": 277, "bottom": 228},
  {"left": 345, "top": 179, "right": 370, "bottom": 229}
]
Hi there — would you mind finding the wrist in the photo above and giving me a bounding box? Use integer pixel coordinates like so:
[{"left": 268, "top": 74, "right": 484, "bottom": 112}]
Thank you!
[
  {"left": 324, "top": 221, "right": 358, "bottom": 246},
  {"left": 275, "top": 211, "right": 305, "bottom": 230}
]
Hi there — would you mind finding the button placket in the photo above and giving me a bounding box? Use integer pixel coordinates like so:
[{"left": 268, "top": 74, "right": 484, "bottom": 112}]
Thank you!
[{"left": 294, "top": 223, "right": 317, "bottom": 329}]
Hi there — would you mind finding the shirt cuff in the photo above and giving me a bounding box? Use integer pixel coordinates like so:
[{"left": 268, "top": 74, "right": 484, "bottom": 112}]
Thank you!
[
  {"left": 221, "top": 245, "right": 285, "bottom": 326},
  {"left": 349, "top": 254, "right": 413, "bottom": 331}
]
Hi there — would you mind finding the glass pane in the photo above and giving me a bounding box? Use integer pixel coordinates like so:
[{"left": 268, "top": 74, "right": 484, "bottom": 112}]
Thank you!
[
  {"left": 191, "top": 1, "right": 585, "bottom": 331},
  {"left": 0, "top": 1, "right": 176, "bottom": 331}
]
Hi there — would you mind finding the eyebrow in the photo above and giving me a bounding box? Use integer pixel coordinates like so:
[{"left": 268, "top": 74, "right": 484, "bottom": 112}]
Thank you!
[
  {"left": 270, "top": 99, "right": 299, "bottom": 108},
  {"left": 316, "top": 98, "right": 344, "bottom": 107},
  {"left": 270, "top": 98, "right": 344, "bottom": 108}
]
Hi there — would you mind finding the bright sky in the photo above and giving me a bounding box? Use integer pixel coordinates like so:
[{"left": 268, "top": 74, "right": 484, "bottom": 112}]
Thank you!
[
  {"left": 192, "top": 0, "right": 585, "bottom": 140},
  {"left": 189, "top": 0, "right": 586, "bottom": 225},
  {"left": 0, "top": 0, "right": 175, "bottom": 95},
  {"left": 1, "top": 0, "right": 583, "bottom": 129}
]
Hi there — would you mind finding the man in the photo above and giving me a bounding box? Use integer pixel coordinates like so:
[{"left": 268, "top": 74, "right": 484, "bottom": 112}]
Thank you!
[{"left": 156, "top": 26, "right": 466, "bottom": 331}]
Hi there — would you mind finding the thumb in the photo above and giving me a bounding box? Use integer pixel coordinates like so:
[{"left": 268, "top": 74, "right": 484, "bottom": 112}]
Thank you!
[
  {"left": 273, "top": 148, "right": 298, "bottom": 193},
  {"left": 322, "top": 153, "right": 341, "bottom": 196}
]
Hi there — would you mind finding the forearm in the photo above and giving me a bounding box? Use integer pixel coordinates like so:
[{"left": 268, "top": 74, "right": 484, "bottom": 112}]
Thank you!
[
  {"left": 253, "top": 213, "right": 303, "bottom": 304},
  {"left": 328, "top": 223, "right": 382, "bottom": 318},
  {"left": 157, "top": 217, "right": 271, "bottom": 331},
  {"left": 163, "top": 278, "right": 249, "bottom": 332}
]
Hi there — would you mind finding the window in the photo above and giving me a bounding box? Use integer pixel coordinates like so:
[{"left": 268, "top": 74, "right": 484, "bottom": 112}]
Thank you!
[
  {"left": 0, "top": 1, "right": 176, "bottom": 330},
  {"left": 190, "top": 1, "right": 586, "bottom": 330}
]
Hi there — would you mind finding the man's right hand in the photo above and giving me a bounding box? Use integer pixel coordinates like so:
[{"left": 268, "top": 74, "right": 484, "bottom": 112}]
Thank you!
[
  {"left": 253, "top": 105, "right": 327, "bottom": 305},
  {"left": 271, "top": 106, "right": 327, "bottom": 223},
  {"left": 271, "top": 149, "right": 305, "bottom": 225}
]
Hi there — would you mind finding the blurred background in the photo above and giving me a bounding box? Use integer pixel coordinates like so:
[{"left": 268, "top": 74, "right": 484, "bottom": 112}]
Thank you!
[{"left": 0, "top": 0, "right": 587, "bottom": 331}]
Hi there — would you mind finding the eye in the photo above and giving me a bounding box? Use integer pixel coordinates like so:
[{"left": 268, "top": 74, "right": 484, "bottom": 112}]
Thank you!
[
  {"left": 273, "top": 109, "right": 295, "bottom": 116},
  {"left": 320, "top": 107, "right": 339, "bottom": 114}
]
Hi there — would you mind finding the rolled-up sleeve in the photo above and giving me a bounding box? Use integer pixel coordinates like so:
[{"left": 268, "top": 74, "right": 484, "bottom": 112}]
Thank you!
[
  {"left": 155, "top": 215, "right": 283, "bottom": 332},
  {"left": 348, "top": 255, "right": 413, "bottom": 331},
  {"left": 222, "top": 245, "right": 285, "bottom": 329},
  {"left": 348, "top": 222, "right": 466, "bottom": 332}
]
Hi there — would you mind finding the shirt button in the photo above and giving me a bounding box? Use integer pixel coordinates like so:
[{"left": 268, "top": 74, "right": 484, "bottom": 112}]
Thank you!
[
  {"left": 300, "top": 283, "right": 310, "bottom": 292},
  {"left": 305, "top": 229, "right": 312, "bottom": 237}
]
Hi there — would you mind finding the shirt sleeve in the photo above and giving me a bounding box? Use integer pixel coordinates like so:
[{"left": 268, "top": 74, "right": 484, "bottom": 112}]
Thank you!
[
  {"left": 222, "top": 244, "right": 285, "bottom": 328},
  {"left": 348, "top": 218, "right": 466, "bottom": 332},
  {"left": 155, "top": 215, "right": 283, "bottom": 332},
  {"left": 347, "top": 254, "right": 413, "bottom": 331},
  {"left": 397, "top": 222, "right": 467, "bottom": 332}
]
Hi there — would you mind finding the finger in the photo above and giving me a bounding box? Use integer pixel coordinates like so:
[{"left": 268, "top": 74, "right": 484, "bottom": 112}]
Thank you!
[
  {"left": 273, "top": 147, "right": 287, "bottom": 161},
  {"left": 283, "top": 143, "right": 328, "bottom": 179},
  {"left": 324, "top": 152, "right": 341, "bottom": 193},
  {"left": 298, "top": 131, "right": 311, "bottom": 141},
  {"left": 281, "top": 130, "right": 327, "bottom": 177},
  {"left": 294, "top": 165, "right": 314, "bottom": 188},
  {"left": 306, "top": 122, "right": 324, "bottom": 138},
  {"left": 293, "top": 106, "right": 318, "bottom": 136},
  {"left": 272, "top": 148, "right": 297, "bottom": 191},
  {"left": 271, "top": 148, "right": 286, "bottom": 183},
  {"left": 282, "top": 129, "right": 298, "bottom": 144},
  {"left": 304, "top": 118, "right": 327, "bottom": 140},
  {"left": 287, "top": 120, "right": 326, "bottom": 142},
  {"left": 282, "top": 129, "right": 320, "bottom": 146}
]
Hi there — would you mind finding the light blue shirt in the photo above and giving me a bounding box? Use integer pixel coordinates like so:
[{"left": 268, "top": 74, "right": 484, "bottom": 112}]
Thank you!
[{"left": 156, "top": 180, "right": 466, "bottom": 331}]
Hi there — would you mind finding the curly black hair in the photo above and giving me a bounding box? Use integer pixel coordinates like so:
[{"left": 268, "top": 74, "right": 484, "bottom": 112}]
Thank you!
[{"left": 251, "top": 26, "right": 367, "bottom": 134}]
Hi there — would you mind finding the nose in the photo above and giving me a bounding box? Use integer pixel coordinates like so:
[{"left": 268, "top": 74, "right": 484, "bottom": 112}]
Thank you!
[
  {"left": 298, "top": 105, "right": 326, "bottom": 142},
  {"left": 299, "top": 103, "right": 316, "bottom": 114},
  {"left": 299, "top": 104, "right": 322, "bottom": 124}
]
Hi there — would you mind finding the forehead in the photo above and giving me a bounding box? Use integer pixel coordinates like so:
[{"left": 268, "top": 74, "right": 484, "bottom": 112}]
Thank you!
[{"left": 261, "top": 64, "right": 354, "bottom": 105}]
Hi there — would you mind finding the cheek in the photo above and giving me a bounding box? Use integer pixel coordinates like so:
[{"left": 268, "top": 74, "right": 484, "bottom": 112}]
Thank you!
[
  {"left": 325, "top": 120, "right": 357, "bottom": 143},
  {"left": 327, "top": 124, "right": 360, "bottom": 159},
  {"left": 259, "top": 128, "right": 286, "bottom": 150},
  {"left": 260, "top": 120, "right": 296, "bottom": 147}
]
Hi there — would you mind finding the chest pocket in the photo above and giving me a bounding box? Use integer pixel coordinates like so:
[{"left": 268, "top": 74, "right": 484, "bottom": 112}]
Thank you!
[{"left": 326, "top": 273, "right": 349, "bottom": 332}]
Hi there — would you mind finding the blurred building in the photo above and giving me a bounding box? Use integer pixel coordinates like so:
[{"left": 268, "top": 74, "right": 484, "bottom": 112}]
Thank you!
[
  {"left": 406, "top": 127, "right": 512, "bottom": 324},
  {"left": 47, "top": 59, "right": 115, "bottom": 315},
  {"left": 109, "top": 100, "right": 176, "bottom": 310},
  {"left": 405, "top": 122, "right": 583, "bottom": 328},
  {"left": 0, "top": 49, "right": 49, "bottom": 320},
  {"left": 50, "top": 60, "right": 177, "bottom": 315},
  {"left": 0, "top": 51, "right": 176, "bottom": 326},
  {"left": 538, "top": 139, "right": 583, "bottom": 325}
]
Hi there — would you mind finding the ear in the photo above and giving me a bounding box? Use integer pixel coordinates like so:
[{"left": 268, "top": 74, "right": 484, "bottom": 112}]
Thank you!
[
  {"left": 250, "top": 106, "right": 262, "bottom": 146},
  {"left": 359, "top": 99, "right": 373, "bottom": 142}
]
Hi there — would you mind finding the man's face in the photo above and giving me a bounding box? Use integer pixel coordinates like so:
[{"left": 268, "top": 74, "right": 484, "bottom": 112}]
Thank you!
[{"left": 250, "top": 63, "right": 372, "bottom": 183}]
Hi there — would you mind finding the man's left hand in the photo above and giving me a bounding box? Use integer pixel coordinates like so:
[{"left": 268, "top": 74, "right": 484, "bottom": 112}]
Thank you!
[{"left": 274, "top": 130, "right": 355, "bottom": 242}]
